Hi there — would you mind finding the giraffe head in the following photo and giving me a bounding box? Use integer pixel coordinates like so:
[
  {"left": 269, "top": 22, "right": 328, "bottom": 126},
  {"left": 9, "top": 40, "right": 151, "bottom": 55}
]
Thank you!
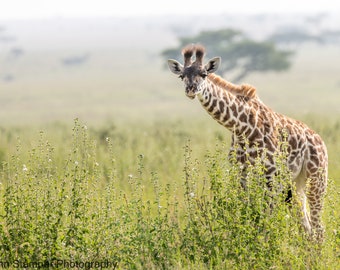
[{"left": 167, "top": 44, "right": 221, "bottom": 99}]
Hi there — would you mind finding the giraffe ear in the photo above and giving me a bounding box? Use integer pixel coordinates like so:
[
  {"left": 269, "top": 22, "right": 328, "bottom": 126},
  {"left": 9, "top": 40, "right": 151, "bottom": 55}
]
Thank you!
[
  {"left": 205, "top": 57, "right": 221, "bottom": 73},
  {"left": 167, "top": 59, "right": 183, "bottom": 75}
]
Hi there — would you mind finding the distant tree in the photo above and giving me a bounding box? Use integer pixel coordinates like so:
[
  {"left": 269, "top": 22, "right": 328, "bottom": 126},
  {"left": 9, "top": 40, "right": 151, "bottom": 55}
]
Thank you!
[
  {"left": 161, "top": 28, "right": 293, "bottom": 82},
  {"left": 268, "top": 29, "right": 322, "bottom": 45}
]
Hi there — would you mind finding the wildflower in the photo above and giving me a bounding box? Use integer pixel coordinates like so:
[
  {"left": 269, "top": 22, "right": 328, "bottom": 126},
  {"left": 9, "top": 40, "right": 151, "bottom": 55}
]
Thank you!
[
  {"left": 23, "top": 164, "right": 28, "bottom": 172},
  {"left": 189, "top": 192, "right": 195, "bottom": 198},
  {"left": 75, "top": 161, "right": 79, "bottom": 166}
]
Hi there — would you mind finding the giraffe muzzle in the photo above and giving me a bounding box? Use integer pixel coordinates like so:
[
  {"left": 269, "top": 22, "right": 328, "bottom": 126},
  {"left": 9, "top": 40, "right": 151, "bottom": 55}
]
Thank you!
[{"left": 185, "top": 87, "right": 196, "bottom": 99}]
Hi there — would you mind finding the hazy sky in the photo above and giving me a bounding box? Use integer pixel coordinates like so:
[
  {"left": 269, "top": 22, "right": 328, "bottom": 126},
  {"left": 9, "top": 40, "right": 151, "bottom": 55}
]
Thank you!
[{"left": 1, "top": 0, "right": 339, "bottom": 19}]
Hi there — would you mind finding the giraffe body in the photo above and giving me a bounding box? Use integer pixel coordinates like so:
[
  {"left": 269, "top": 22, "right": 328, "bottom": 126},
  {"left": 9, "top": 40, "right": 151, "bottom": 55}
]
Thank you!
[{"left": 168, "top": 44, "right": 328, "bottom": 240}]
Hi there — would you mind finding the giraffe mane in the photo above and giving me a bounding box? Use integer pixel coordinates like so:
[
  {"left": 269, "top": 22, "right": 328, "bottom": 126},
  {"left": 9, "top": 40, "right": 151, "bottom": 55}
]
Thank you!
[{"left": 207, "top": 73, "right": 257, "bottom": 99}]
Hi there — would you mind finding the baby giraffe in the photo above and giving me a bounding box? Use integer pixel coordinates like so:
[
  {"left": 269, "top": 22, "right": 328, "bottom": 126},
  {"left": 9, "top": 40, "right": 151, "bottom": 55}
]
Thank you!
[{"left": 167, "top": 44, "right": 328, "bottom": 241}]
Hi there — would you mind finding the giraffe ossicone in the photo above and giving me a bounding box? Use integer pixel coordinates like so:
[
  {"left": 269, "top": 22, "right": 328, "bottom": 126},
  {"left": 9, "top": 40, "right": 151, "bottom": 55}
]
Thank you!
[{"left": 168, "top": 44, "right": 328, "bottom": 241}]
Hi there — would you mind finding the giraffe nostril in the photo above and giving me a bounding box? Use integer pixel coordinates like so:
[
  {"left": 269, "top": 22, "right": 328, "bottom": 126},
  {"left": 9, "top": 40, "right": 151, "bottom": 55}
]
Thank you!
[{"left": 186, "top": 85, "right": 196, "bottom": 92}]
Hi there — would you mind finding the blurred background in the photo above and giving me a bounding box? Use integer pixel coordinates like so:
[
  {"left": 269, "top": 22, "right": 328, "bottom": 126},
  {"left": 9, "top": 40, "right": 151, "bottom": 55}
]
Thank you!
[{"left": 0, "top": 0, "right": 339, "bottom": 126}]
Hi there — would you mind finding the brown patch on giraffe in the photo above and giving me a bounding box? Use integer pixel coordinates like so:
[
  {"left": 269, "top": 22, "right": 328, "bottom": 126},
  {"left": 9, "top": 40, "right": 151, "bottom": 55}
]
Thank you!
[
  {"left": 227, "top": 119, "right": 236, "bottom": 127},
  {"left": 289, "top": 136, "right": 298, "bottom": 149},
  {"left": 256, "top": 140, "right": 264, "bottom": 148},
  {"left": 263, "top": 122, "right": 272, "bottom": 134},
  {"left": 309, "top": 185, "right": 318, "bottom": 193},
  {"left": 311, "top": 215, "right": 319, "bottom": 222},
  {"left": 219, "top": 101, "right": 225, "bottom": 113},
  {"left": 203, "top": 92, "right": 212, "bottom": 107},
  {"left": 248, "top": 128, "right": 261, "bottom": 141},
  {"left": 208, "top": 73, "right": 257, "bottom": 98},
  {"left": 214, "top": 110, "right": 221, "bottom": 119},
  {"left": 239, "top": 125, "right": 248, "bottom": 134},
  {"left": 222, "top": 107, "right": 230, "bottom": 123},
  {"left": 307, "top": 162, "right": 319, "bottom": 174},
  {"left": 208, "top": 99, "right": 217, "bottom": 113},
  {"left": 263, "top": 136, "right": 275, "bottom": 152},
  {"left": 310, "top": 154, "right": 320, "bottom": 166},
  {"left": 243, "top": 126, "right": 253, "bottom": 137},
  {"left": 309, "top": 145, "right": 317, "bottom": 156},
  {"left": 248, "top": 113, "right": 256, "bottom": 126},
  {"left": 239, "top": 112, "right": 248, "bottom": 123},
  {"left": 230, "top": 103, "right": 237, "bottom": 116}
]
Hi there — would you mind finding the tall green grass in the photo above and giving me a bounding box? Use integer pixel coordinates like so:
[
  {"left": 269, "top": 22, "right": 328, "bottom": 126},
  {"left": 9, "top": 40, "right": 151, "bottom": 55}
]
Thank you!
[{"left": 0, "top": 118, "right": 339, "bottom": 269}]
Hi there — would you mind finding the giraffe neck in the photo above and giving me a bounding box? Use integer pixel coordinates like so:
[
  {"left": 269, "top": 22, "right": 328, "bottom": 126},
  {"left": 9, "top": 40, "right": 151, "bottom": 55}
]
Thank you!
[{"left": 197, "top": 78, "right": 259, "bottom": 135}]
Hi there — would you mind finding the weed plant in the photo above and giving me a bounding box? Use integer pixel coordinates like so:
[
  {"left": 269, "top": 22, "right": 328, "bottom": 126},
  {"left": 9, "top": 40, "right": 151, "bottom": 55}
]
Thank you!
[{"left": 0, "top": 119, "right": 339, "bottom": 269}]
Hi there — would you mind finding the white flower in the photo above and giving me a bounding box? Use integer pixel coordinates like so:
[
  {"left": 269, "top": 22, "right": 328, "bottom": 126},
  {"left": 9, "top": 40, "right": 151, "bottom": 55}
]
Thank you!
[
  {"left": 189, "top": 192, "right": 195, "bottom": 198},
  {"left": 23, "top": 165, "right": 28, "bottom": 172},
  {"left": 75, "top": 161, "right": 79, "bottom": 166}
]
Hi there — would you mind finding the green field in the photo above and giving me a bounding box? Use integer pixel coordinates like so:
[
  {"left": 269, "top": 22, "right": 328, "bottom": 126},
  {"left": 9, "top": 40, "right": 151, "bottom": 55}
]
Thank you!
[
  {"left": 0, "top": 118, "right": 339, "bottom": 268},
  {"left": 0, "top": 41, "right": 340, "bottom": 268}
]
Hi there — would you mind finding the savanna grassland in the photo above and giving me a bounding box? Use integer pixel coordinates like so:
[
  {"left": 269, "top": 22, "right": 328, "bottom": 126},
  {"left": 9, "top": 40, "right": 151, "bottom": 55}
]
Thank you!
[
  {"left": 0, "top": 21, "right": 340, "bottom": 268},
  {"left": 0, "top": 117, "right": 339, "bottom": 269}
]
